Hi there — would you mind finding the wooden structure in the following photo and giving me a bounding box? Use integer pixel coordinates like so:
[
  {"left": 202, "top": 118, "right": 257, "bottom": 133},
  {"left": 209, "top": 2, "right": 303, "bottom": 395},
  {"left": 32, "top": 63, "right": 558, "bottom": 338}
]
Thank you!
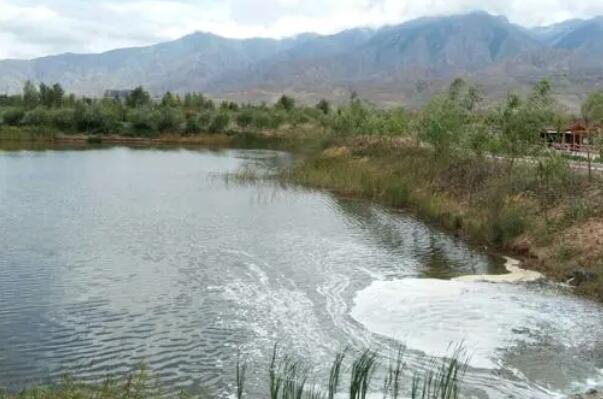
[{"left": 542, "top": 122, "right": 599, "bottom": 154}]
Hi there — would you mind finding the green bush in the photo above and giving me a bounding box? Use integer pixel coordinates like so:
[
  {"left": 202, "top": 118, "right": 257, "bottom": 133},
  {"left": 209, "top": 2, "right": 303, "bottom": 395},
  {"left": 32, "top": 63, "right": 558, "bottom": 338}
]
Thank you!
[
  {"left": 74, "top": 104, "right": 122, "bottom": 134},
  {"left": 22, "top": 107, "right": 51, "bottom": 126},
  {"left": 236, "top": 109, "right": 254, "bottom": 129},
  {"left": 490, "top": 205, "right": 527, "bottom": 245},
  {"left": 252, "top": 111, "right": 272, "bottom": 129},
  {"left": 1, "top": 107, "right": 25, "bottom": 126},
  {"left": 276, "top": 95, "right": 295, "bottom": 112},
  {"left": 51, "top": 108, "right": 76, "bottom": 131},
  {"left": 208, "top": 112, "right": 230, "bottom": 134},
  {"left": 126, "top": 107, "right": 158, "bottom": 136},
  {"left": 184, "top": 113, "right": 202, "bottom": 134},
  {"left": 157, "top": 107, "right": 184, "bottom": 133}
]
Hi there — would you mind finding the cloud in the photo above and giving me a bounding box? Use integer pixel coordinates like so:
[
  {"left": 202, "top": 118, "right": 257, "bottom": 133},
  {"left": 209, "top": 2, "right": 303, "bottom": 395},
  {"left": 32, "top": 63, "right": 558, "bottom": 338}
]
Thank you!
[{"left": 1, "top": 0, "right": 603, "bottom": 59}]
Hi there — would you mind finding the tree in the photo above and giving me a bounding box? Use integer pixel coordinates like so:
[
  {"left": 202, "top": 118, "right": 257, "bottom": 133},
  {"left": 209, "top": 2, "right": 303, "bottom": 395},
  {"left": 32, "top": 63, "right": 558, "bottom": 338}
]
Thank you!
[
  {"left": 236, "top": 109, "right": 254, "bottom": 129},
  {"left": 582, "top": 91, "right": 603, "bottom": 125},
  {"left": 418, "top": 94, "right": 466, "bottom": 157},
  {"left": 448, "top": 78, "right": 467, "bottom": 102},
  {"left": 276, "top": 95, "right": 295, "bottom": 112},
  {"left": 22, "top": 80, "right": 39, "bottom": 109},
  {"left": 126, "top": 86, "right": 151, "bottom": 108},
  {"left": 161, "top": 91, "right": 179, "bottom": 107},
  {"left": 157, "top": 107, "right": 184, "bottom": 133},
  {"left": 447, "top": 78, "right": 482, "bottom": 112},
  {"left": 51, "top": 83, "right": 65, "bottom": 107},
  {"left": 126, "top": 107, "right": 157, "bottom": 135},
  {"left": 2, "top": 107, "right": 25, "bottom": 126},
  {"left": 208, "top": 112, "right": 230, "bottom": 133},
  {"left": 316, "top": 99, "right": 331, "bottom": 115},
  {"left": 37, "top": 83, "right": 64, "bottom": 108},
  {"left": 184, "top": 113, "right": 202, "bottom": 134},
  {"left": 39, "top": 83, "right": 52, "bottom": 107},
  {"left": 492, "top": 80, "right": 557, "bottom": 167}
]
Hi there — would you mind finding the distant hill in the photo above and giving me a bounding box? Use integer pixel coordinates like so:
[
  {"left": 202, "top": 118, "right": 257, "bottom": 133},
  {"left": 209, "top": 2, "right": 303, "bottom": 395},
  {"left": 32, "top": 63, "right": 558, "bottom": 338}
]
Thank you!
[{"left": 1, "top": 11, "right": 602, "bottom": 111}]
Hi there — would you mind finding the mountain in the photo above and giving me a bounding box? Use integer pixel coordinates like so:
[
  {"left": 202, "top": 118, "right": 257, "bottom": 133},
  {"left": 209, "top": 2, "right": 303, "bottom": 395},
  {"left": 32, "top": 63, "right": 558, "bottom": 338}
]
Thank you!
[
  {"left": 529, "top": 19, "right": 588, "bottom": 45},
  {"left": 1, "top": 11, "right": 602, "bottom": 110},
  {"left": 530, "top": 17, "right": 603, "bottom": 50},
  {"left": 552, "top": 17, "right": 603, "bottom": 54}
]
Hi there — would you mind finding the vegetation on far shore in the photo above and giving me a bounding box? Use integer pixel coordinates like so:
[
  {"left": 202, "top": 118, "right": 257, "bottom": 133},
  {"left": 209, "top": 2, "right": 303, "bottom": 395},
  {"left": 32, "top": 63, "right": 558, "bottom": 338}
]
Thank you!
[{"left": 1, "top": 80, "right": 602, "bottom": 302}]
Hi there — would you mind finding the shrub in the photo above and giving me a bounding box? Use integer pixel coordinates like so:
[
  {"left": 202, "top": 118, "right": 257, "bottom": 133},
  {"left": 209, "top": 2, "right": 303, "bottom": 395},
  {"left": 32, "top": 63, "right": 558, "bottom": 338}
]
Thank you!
[
  {"left": 490, "top": 205, "right": 527, "bottom": 245},
  {"left": 316, "top": 99, "right": 331, "bottom": 115},
  {"left": 157, "top": 107, "right": 184, "bottom": 133},
  {"left": 184, "top": 113, "right": 202, "bottom": 134},
  {"left": 236, "top": 109, "right": 254, "bottom": 129},
  {"left": 74, "top": 104, "right": 122, "bottom": 134},
  {"left": 51, "top": 108, "right": 76, "bottom": 131},
  {"left": 276, "top": 95, "right": 295, "bottom": 112},
  {"left": 22, "top": 107, "right": 51, "bottom": 126},
  {"left": 1, "top": 107, "right": 25, "bottom": 126},
  {"left": 208, "top": 112, "right": 230, "bottom": 134},
  {"left": 126, "top": 107, "right": 158, "bottom": 136}
]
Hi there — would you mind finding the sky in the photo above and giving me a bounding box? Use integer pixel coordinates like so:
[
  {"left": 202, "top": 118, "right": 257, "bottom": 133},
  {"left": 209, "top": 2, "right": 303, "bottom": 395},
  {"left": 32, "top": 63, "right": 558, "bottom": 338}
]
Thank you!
[{"left": 1, "top": 0, "right": 603, "bottom": 59}]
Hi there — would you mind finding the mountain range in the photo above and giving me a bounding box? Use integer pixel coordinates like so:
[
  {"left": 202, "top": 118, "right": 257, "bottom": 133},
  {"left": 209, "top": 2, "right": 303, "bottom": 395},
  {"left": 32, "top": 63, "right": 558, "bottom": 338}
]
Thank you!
[{"left": 1, "top": 11, "right": 602, "bottom": 111}]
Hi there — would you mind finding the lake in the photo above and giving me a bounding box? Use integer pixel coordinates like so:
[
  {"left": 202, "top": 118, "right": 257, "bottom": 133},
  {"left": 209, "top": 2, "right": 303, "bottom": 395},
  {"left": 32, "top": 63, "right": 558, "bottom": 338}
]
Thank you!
[{"left": 0, "top": 146, "right": 601, "bottom": 398}]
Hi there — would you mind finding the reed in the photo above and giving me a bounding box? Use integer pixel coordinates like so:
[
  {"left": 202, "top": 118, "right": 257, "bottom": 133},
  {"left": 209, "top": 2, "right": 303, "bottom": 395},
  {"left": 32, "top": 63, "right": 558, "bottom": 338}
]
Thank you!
[
  {"left": 349, "top": 349, "right": 378, "bottom": 399},
  {"left": 0, "top": 345, "right": 468, "bottom": 399},
  {"left": 327, "top": 349, "right": 346, "bottom": 399},
  {"left": 236, "top": 351, "right": 247, "bottom": 399}
]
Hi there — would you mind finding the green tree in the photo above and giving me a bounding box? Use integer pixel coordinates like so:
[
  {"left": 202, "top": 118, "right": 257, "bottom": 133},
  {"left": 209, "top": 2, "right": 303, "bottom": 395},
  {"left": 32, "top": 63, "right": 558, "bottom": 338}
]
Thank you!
[
  {"left": 157, "top": 107, "right": 184, "bottom": 133},
  {"left": 161, "top": 91, "right": 180, "bottom": 107},
  {"left": 126, "top": 107, "right": 157, "bottom": 136},
  {"left": 39, "top": 83, "right": 52, "bottom": 107},
  {"left": 2, "top": 107, "right": 25, "bottom": 126},
  {"left": 51, "top": 83, "right": 65, "bottom": 107},
  {"left": 22, "top": 107, "right": 51, "bottom": 126},
  {"left": 22, "top": 80, "right": 39, "bottom": 109},
  {"left": 276, "top": 95, "right": 295, "bottom": 112},
  {"left": 236, "top": 109, "right": 254, "bottom": 130},
  {"left": 208, "top": 112, "right": 230, "bottom": 133},
  {"left": 126, "top": 86, "right": 151, "bottom": 108},
  {"left": 418, "top": 94, "right": 467, "bottom": 157},
  {"left": 582, "top": 91, "right": 603, "bottom": 125},
  {"left": 184, "top": 113, "right": 202, "bottom": 134},
  {"left": 52, "top": 108, "right": 76, "bottom": 131},
  {"left": 316, "top": 99, "right": 331, "bottom": 115},
  {"left": 491, "top": 80, "right": 557, "bottom": 166}
]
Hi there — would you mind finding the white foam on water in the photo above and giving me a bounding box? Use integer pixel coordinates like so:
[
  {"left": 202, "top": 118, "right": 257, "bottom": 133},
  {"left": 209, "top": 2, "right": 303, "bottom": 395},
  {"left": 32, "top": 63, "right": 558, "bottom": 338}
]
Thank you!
[{"left": 350, "top": 278, "right": 603, "bottom": 370}]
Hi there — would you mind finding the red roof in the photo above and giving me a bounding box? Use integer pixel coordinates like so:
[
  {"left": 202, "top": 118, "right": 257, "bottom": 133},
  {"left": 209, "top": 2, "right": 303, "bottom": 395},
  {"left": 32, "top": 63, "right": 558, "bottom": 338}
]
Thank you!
[{"left": 566, "top": 122, "right": 588, "bottom": 133}]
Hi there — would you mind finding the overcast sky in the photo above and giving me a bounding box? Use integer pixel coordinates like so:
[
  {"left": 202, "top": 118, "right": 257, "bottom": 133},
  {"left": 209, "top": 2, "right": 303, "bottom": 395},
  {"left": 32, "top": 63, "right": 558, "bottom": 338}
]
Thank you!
[{"left": 2, "top": 0, "right": 603, "bottom": 59}]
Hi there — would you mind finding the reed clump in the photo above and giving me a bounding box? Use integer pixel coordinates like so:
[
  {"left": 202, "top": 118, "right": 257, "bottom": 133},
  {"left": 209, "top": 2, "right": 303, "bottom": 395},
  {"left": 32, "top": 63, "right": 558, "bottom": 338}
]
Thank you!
[{"left": 2, "top": 346, "right": 468, "bottom": 399}]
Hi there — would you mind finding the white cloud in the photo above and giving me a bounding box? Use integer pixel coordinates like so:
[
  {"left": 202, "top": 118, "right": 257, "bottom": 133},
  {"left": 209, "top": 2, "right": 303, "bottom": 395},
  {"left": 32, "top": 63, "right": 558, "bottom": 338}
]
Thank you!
[{"left": 1, "top": 0, "right": 603, "bottom": 59}]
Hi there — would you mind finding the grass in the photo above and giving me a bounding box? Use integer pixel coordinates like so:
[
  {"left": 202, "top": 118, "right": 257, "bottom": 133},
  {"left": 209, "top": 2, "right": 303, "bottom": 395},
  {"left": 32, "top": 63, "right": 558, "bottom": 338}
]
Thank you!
[
  {"left": 0, "top": 366, "right": 193, "bottom": 399},
  {"left": 282, "top": 136, "right": 603, "bottom": 302},
  {"left": 349, "top": 350, "right": 377, "bottom": 399},
  {"left": 1, "top": 345, "right": 469, "bottom": 399},
  {"left": 328, "top": 350, "right": 346, "bottom": 399}
]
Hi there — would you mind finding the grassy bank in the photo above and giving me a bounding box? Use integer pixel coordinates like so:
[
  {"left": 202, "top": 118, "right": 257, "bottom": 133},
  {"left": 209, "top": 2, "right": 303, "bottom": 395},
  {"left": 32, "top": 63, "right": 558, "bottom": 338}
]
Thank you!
[
  {"left": 284, "top": 135, "right": 603, "bottom": 301},
  {"left": 0, "top": 346, "right": 467, "bottom": 399}
]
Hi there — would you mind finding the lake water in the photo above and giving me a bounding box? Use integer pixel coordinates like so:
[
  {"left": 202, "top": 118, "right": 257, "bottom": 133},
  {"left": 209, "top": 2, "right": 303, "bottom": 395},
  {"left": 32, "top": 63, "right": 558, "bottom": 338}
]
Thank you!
[{"left": 0, "top": 146, "right": 601, "bottom": 398}]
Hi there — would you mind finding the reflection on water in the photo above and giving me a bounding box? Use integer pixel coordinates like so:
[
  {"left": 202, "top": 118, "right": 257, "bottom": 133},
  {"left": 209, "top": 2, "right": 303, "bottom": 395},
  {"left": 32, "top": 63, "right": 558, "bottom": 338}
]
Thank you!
[{"left": 0, "top": 146, "right": 601, "bottom": 398}]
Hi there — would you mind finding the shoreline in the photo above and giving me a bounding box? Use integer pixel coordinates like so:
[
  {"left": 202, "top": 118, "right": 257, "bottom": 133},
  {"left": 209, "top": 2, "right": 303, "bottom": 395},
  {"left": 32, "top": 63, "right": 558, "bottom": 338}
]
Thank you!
[{"left": 1, "top": 132, "right": 601, "bottom": 303}]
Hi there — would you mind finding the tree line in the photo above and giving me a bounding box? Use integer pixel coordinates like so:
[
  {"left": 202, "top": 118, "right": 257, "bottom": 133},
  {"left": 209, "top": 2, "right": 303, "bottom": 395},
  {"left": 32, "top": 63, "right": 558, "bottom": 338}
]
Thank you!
[
  {"left": 0, "top": 82, "right": 329, "bottom": 137},
  {"left": 1, "top": 79, "right": 602, "bottom": 160}
]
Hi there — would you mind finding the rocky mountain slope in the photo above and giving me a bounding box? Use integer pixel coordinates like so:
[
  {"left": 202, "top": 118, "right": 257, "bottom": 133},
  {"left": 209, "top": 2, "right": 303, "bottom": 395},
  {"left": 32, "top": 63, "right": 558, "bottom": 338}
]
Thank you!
[{"left": 1, "top": 11, "right": 602, "bottom": 110}]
